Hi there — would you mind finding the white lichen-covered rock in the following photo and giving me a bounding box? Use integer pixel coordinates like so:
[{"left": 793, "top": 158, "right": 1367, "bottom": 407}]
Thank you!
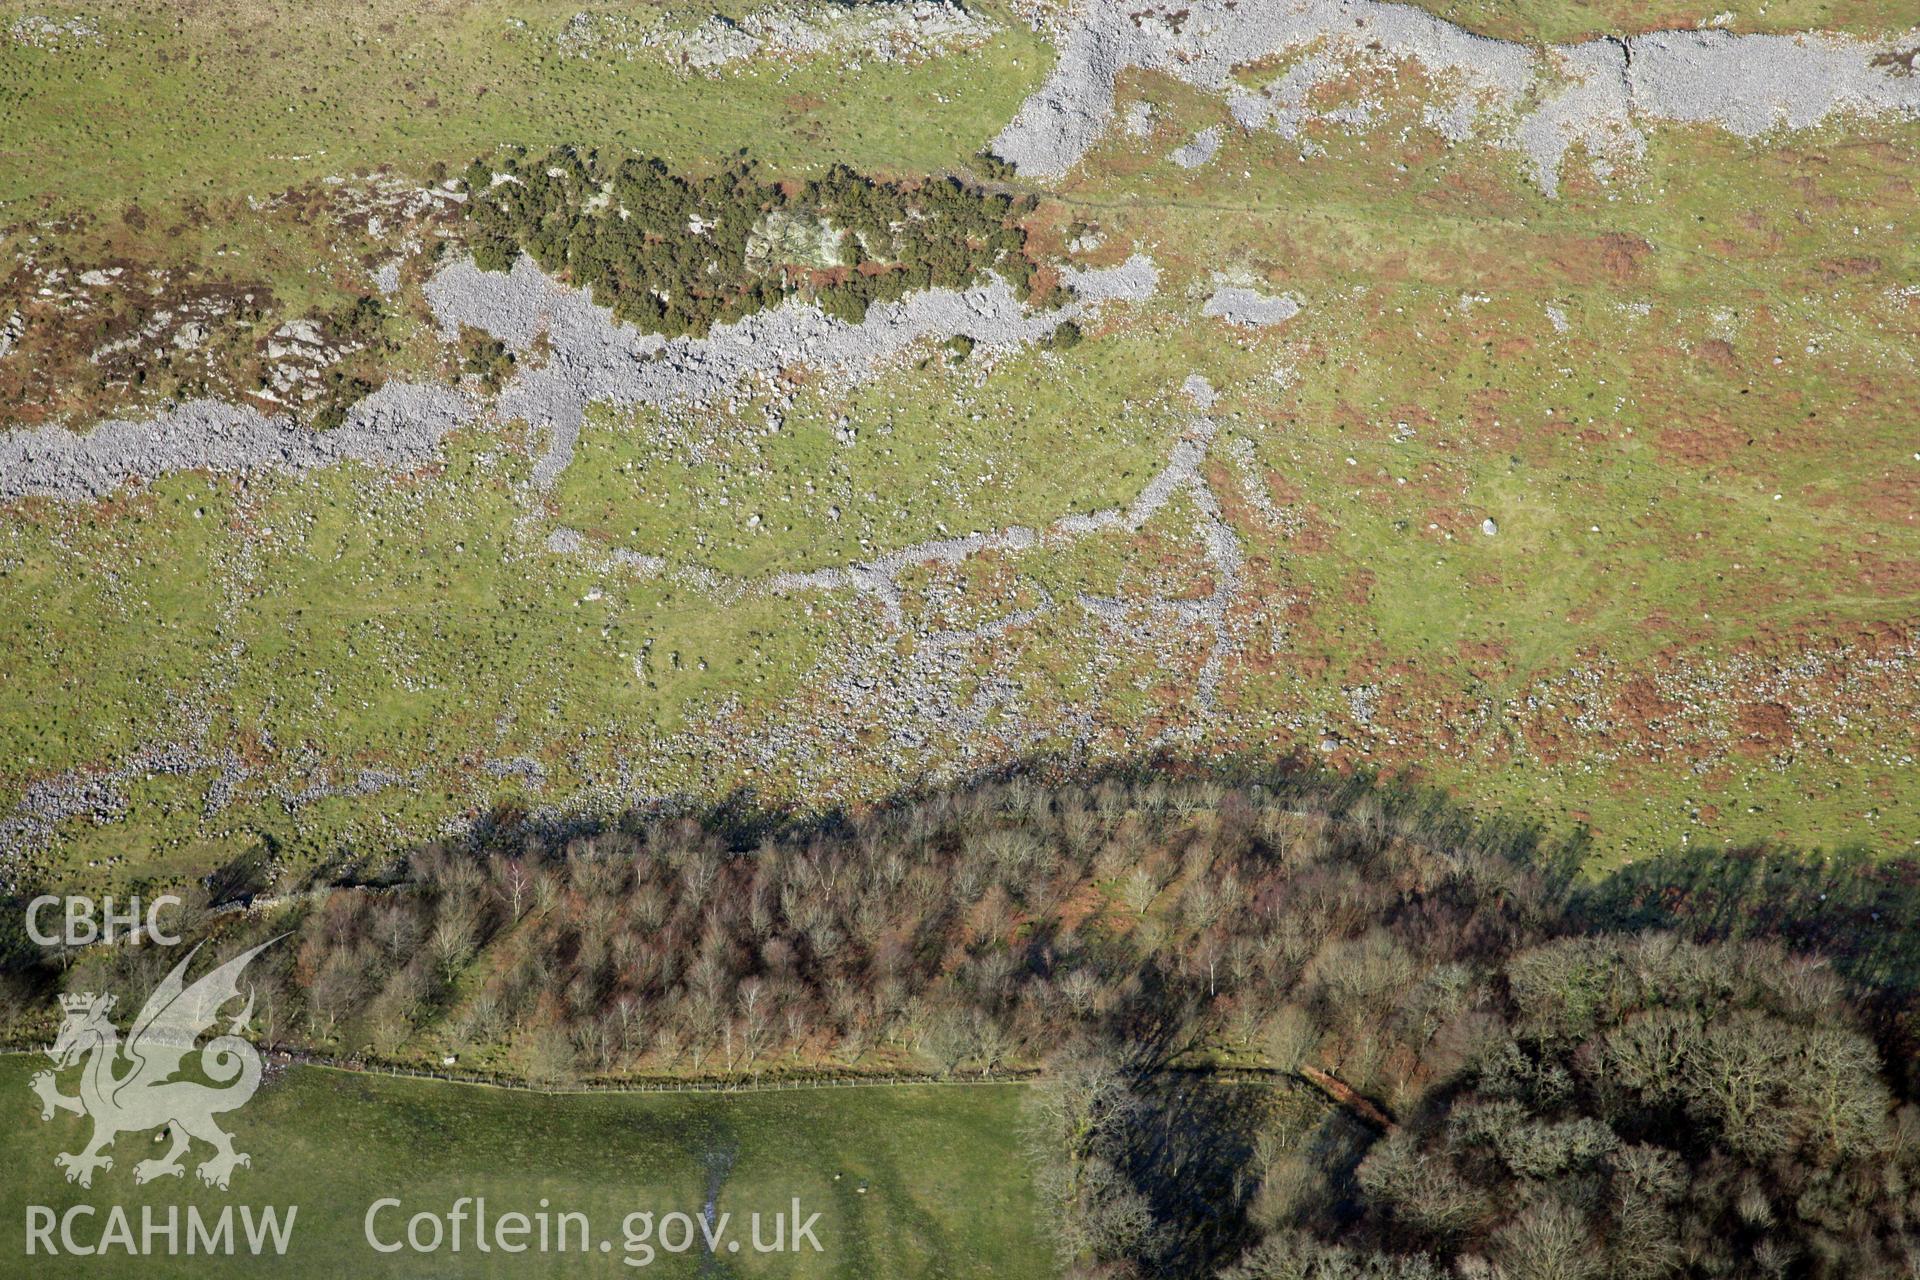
[
  {"left": 0, "top": 383, "right": 477, "bottom": 501},
  {"left": 8, "top": 13, "right": 102, "bottom": 49},
  {"left": 1202, "top": 285, "right": 1301, "bottom": 327},
  {"left": 0, "top": 250, "right": 1159, "bottom": 502},
  {"left": 427, "top": 252, "right": 1159, "bottom": 491},
  {"left": 990, "top": 0, "right": 1920, "bottom": 194},
  {"left": 1170, "top": 126, "right": 1222, "bottom": 168}
]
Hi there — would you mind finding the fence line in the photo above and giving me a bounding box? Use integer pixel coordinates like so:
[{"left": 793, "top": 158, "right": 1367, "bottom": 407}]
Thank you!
[
  {"left": 0, "top": 1041, "right": 1038, "bottom": 1097},
  {"left": 0, "top": 1041, "right": 1314, "bottom": 1101},
  {"left": 282, "top": 1050, "right": 1042, "bottom": 1096}
]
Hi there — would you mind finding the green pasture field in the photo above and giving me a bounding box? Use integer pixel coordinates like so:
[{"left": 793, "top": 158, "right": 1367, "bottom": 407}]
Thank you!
[{"left": 0, "top": 1053, "right": 1050, "bottom": 1278}]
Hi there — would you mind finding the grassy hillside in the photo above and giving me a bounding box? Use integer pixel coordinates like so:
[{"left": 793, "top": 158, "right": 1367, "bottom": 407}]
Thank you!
[
  {"left": 0, "top": 0, "right": 1044, "bottom": 211},
  {"left": 2, "top": 1, "right": 1917, "bottom": 882},
  {"left": 1414, "top": 0, "right": 1915, "bottom": 41}
]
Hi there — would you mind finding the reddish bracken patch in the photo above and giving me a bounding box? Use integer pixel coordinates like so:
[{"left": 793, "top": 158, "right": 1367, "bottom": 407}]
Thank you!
[
  {"left": 1733, "top": 702, "right": 1794, "bottom": 758},
  {"left": 1547, "top": 232, "right": 1653, "bottom": 284},
  {"left": 1695, "top": 338, "right": 1738, "bottom": 369},
  {"left": 1614, "top": 676, "right": 1681, "bottom": 734},
  {"left": 1653, "top": 413, "right": 1755, "bottom": 466}
]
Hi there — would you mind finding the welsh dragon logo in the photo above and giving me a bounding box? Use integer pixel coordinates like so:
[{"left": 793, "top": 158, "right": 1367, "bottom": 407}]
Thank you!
[{"left": 29, "top": 937, "right": 282, "bottom": 1190}]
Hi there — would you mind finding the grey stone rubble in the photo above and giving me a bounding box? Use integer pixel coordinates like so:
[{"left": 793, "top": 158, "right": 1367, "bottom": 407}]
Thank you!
[
  {"left": 275, "top": 767, "right": 415, "bottom": 810},
  {"left": 1512, "top": 39, "right": 1642, "bottom": 190},
  {"left": 1, "top": 252, "right": 1153, "bottom": 502},
  {"left": 0, "top": 344, "right": 1274, "bottom": 864},
  {"left": 257, "top": 318, "right": 371, "bottom": 406},
  {"left": 1181, "top": 373, "right": 1218, "bottom": 409},
  {"left": 529, "top": 358, "right": 1246, "bottom": 775},
  {"left": 426, "top": 251, "right": 1158, "bottom": 492},
  {"left": 1225, "top": 434, "right": 1301, "bottom": 534},
  {"left": 2, "top": 175, "right": 459, "bottom": 422},
  {"left": 0, "top": 708, "right": 248, "bottom": 864},
  {"left": 1059, "top": 253, "right": 1159, "bottom": 303},
  {"left": 0, "top": 723, "right": 554, "bottom": 865},
  {"left": 728, "top": 0, "right": 995, "bottom": 64},
  {"left": 2, "top": 736, "right": 575, "bottom": 867},
  {"left": 0, "top": 248, "right": 1228, "bottom": 860},
  {"left": 366, "top": 243, "right": 1173, "bottom": 757},
  {"left": 85, "top": 283, "right": 255, "bottom": 371},
  {"left": 1075, "top": 401, "right": 1242, "bottom": 722},
  {"left": 730, "top": 383, "right": 1247, "bottom": 766},
  {"left": 469, "top": 247, "right": 1174, "bottom": 636},
  {"left": 1231, "top": 50, "right": 1334, "bottom": 138},
  {"left": 991, "top": 0, "right": 1920, "bottom": 194},
  {"left": 1203, "top": 285, "right": 1303, "bottom": 327},
  {"left": 518, "top": 249, "right": 1175, "bottom": 640},
  {"left": 544, "top": 526, "right": 590, "bottom": 555},
  {"left": 546, "top": 526, "right": 667, "bottom": 579},
  {"left": 682, "top": 579, "right": 1083, "bottom": 789},
  {"left": 1171, "top": 126, "right": 1223, "bottom": 168},
  {"left": 823, "top": 592, "right": 1070, "bottom": 759},
  {"left": 0, "top": 382, "right": 477, "bottom": 502},
  {"left": 8, "top": 13, "right": 101, "bottom": 48},
  {"left": 766, "top": 367, "right": 1209, "bottom": 604},
  {"left": 765, "top": 526, "right": 1040, "bottom": 624},
  {"left": 486, "top": 756, "right": 550, "bottom": 786},
  {"left": 1631, "top": 30, "right": 1920, "bottom": 135}
]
